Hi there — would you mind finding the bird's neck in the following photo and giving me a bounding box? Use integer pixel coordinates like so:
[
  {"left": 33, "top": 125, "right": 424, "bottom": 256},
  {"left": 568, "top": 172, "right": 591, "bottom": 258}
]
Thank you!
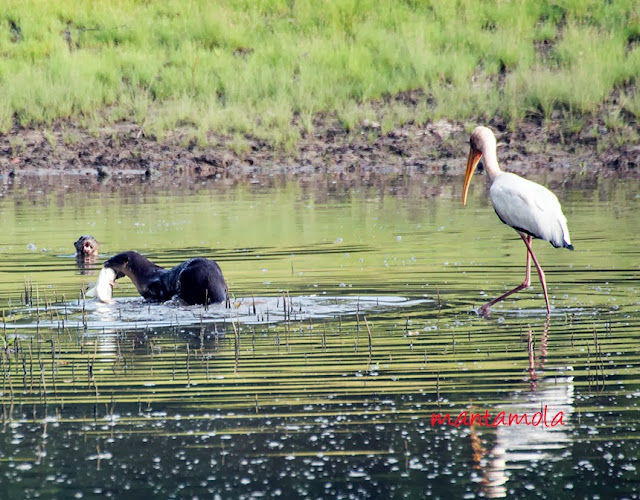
[{"left": 482, "top": 149, "right": 502, "bottom": 181}]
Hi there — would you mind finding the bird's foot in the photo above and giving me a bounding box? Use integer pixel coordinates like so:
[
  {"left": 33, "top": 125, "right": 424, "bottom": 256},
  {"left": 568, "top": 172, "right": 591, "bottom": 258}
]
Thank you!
[
  {"left": 469, "top": 305, "right": 492, "bottom": 316},
  {"left": 478, "top": 305, "right": 492, "bottom": 317}
]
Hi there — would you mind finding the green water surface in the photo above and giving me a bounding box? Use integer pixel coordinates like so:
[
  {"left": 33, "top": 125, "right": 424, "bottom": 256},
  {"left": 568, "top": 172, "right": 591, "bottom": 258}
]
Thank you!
[{"left": 0, "top": 173, "right": 638, "bottom": 499}]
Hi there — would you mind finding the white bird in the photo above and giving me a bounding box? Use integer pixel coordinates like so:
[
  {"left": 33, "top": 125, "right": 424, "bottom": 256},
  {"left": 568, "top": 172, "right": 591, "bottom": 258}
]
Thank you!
[{"left": 462, "top": 126, "right": 573, "bottom": 315}]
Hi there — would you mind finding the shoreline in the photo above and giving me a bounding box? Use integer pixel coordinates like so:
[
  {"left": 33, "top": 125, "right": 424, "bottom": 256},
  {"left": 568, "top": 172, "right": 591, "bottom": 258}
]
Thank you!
[{"left": 1, "top": 117, "right": 638, "bottom": 184}]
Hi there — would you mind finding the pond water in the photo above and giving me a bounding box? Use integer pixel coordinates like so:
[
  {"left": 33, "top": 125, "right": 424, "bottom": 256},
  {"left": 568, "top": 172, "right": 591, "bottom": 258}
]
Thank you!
[{"left": 0, "top": 172, "right": 638, "bottom": 499}]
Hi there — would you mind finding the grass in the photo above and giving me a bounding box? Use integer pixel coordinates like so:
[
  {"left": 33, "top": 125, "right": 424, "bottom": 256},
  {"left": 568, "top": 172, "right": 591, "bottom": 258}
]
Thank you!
[{"left": 0, "top": 0, "right": 639, "bottom": 150}]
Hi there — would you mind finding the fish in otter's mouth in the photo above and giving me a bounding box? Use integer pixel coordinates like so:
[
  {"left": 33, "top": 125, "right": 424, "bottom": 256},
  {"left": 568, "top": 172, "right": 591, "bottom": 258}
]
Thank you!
[{"left": 94, "top": 266, "right": 116, "bottom": 303}]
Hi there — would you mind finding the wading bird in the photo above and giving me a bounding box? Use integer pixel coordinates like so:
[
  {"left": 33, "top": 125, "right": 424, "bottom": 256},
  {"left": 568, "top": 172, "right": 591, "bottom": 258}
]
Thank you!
[{"left": 461, "top": 126, "right": 573, "bottom": 315}]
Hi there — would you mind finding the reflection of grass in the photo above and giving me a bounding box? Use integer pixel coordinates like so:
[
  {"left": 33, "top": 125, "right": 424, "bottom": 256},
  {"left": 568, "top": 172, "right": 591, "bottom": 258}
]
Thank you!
[{"left": 0, "top": 1, "right": 638, "bottom": 148}]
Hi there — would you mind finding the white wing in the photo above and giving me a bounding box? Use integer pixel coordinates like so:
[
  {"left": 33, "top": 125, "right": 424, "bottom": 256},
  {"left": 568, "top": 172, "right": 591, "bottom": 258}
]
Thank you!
[{"left": 489, "top": 172, "right": 571, "bottom": 248}]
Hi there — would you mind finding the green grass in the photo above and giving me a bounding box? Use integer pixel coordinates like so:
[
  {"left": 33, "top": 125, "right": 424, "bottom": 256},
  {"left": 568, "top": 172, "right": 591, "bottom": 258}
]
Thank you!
[{"left": 1, "top": 0, "right": 639, "bottom": 149}]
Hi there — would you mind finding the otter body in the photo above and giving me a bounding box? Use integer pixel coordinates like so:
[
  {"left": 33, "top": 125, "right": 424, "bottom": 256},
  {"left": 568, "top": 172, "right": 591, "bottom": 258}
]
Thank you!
[{"left": 103, "top": 251, "right": 228, "bottom": 306}]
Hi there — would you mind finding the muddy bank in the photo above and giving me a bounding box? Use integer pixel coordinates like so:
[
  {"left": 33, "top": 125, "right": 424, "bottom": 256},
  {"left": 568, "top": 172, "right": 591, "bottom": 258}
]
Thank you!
[{"left": 0, "top": 114, "right": 637, "bottom": 184}]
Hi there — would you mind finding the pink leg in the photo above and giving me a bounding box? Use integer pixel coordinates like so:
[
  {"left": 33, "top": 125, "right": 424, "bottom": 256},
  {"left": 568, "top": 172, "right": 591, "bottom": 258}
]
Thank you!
[
  {"left": 520, "top": 234, "right": 550, "bottom": 315},
  {"left": 480, "top": 233, "right": 552, "bottom": 315},
  {"left": 480, "top": 235, "right": 531, "bottom": 315}
]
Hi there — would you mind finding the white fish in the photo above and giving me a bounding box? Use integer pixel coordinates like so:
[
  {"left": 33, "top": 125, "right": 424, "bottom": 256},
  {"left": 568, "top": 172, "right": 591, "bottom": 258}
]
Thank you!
[{"left": 93, "top": 267, "right": 116, "bottom": 303}]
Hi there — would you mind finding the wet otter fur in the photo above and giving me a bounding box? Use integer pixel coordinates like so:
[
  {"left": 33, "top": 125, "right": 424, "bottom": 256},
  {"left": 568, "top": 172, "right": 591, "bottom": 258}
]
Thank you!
[{"left": 103, "top": 251, "right": 229, "bottom": 306}]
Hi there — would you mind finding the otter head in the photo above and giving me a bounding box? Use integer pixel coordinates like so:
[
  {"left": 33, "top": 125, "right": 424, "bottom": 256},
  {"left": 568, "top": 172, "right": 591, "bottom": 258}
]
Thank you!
[
  {"left": 102, "top": 252, "right": 133, "bottom": 280},
  {"left": 102, "top": 251, "right": 160, "bottom": 296},
  {"left": 74, "top": 235, "right": 100, "bottom": 258}
]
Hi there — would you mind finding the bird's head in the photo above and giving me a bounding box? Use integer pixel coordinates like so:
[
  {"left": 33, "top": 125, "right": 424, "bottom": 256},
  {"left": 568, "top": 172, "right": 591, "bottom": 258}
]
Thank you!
[{"left": 462, "top": 126, "right": 496, "bottom": 206}]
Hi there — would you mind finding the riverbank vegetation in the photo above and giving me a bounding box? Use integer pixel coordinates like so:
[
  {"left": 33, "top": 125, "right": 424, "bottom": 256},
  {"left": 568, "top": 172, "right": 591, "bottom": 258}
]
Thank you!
[{"left": 1, "top": 0, "right": 639, "bottom": 150}]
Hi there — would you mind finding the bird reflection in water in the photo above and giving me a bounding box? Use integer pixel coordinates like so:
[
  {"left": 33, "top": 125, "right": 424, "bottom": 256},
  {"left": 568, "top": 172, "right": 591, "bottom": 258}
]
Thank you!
[{"left": 470, "top": 319, "right": 573, "bottom": 498}]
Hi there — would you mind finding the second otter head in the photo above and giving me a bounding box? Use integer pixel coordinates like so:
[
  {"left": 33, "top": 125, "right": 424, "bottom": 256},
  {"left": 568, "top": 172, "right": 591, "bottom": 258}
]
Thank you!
[{"left": 74, "top": 235, "right": 100, "bottom": 258}]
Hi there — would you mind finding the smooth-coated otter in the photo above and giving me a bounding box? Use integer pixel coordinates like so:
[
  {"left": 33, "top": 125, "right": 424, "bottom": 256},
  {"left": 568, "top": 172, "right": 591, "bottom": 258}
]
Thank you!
[
  {"left": 74, "top": 235, "right": 100, "bottom": 259},
  {"left": 102, "top": 251, "right": 229, "bottom": 306}
]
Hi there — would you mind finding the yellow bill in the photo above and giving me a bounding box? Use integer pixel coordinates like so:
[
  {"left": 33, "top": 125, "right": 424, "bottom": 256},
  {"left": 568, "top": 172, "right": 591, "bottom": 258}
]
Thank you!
[{"left": 462, "top": 147, "right": 482, "bottom": 206}]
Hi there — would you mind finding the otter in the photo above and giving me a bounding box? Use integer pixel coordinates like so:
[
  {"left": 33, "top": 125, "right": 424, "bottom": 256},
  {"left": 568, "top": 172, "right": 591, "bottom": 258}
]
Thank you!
[
  {"left": 103, "top": 251, "right": 229, "bottom": 306},
  {"left": 74, "top": 235, "right": 100, "bottom": 260}
]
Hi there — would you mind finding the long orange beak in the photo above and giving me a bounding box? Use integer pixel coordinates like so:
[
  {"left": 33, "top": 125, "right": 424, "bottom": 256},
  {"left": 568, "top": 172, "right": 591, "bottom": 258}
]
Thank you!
[{"left": 462, "top": 147, "right": 482, "bottom": 206}]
